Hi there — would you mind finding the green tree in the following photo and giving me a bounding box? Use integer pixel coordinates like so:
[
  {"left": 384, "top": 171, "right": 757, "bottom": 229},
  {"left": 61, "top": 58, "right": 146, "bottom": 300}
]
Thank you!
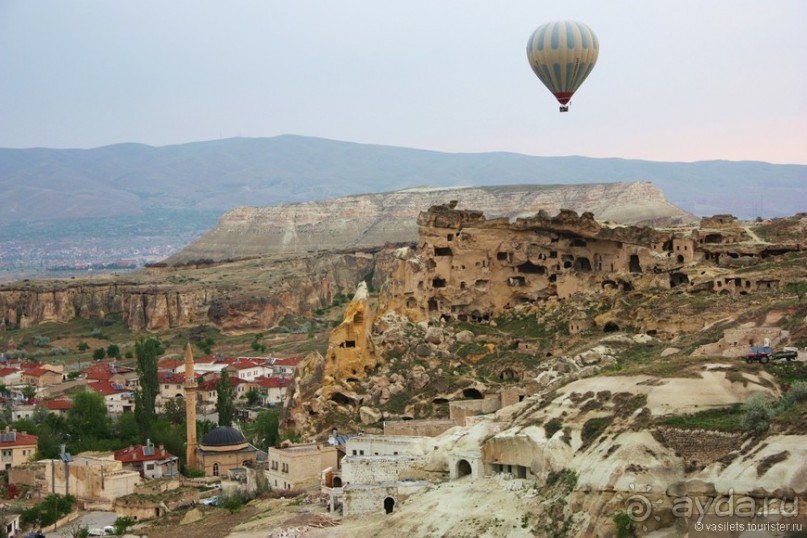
[
  {"left": 21, "top": 385, "right": 37, "bottom": 400},
  {"left": 77, "top": 341, "right": 90, "bottom": 352},
  {"left": 245, "top": 388, "right": 263, "bottom": 407},
  {"left": 67, "top": 390, "right": 111, "bottom": 441},
  {"left": 11, "top": 418, "right": 37, "bottom": 436},
  {"left": 251, "top": 408, "right": 280, "bottom": 449},
  {"left": 220, "top": 491, "right": 244, "bottom": 513},
  {"left": 250, "top": 333, "right": 266, "bottom": 353},
  {"left": 92, "top": 348, "right": 106, "bottom": 361},
  {"left": 114, "top": 412, "right": 141, "bottom": 448},
  {"left": 134, "top": 336, "right": 163, "bottom": 440},
  {"left": 786, "top": 281, "right": 807, "bottom": 301},
  {"left": 36, "top": 417, "right": 68, "bottom": 459},
  {"left": 162, "top": 397, "right": 186, "bottom": 425},
  {"left": 149, "top": 417, "right": 188, "bottom": 468},
  {"left": 216, "top": 370, "right": 235, "bottom": 427},
  {"left": 106, "top": 344, "right": 121, "bottom": 359},
  {"left": 198, "top": 336, "right": 215, "bottom": 355},
  {"left": 113, "top": 515, "right": 135, "bottom": 536}
]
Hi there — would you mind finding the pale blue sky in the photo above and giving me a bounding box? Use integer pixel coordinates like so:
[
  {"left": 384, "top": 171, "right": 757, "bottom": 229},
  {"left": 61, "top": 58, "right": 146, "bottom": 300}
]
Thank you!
[{"left": 1, "top": 1, "right": 805, "bottom": 164}]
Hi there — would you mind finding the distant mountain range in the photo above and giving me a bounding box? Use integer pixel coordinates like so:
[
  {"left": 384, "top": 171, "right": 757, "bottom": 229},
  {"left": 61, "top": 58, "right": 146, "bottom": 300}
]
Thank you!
[{"left": 1, "top": 135, "right": 804, "bottom": 224}]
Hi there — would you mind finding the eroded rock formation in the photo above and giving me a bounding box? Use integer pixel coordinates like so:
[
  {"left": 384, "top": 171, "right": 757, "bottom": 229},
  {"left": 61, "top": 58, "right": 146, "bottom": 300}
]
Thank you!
[
  {"left": 377, "top": 205, "right": 803, "bottom": 330},
  {"left": 169, "top": 182, "right": 697, "bottom": 264},
  {"left": 0, "top": 251, "right": 374, "bottom": 333},
  {"left": 323, "top": 282, "right": 379, "bottom": 382}
]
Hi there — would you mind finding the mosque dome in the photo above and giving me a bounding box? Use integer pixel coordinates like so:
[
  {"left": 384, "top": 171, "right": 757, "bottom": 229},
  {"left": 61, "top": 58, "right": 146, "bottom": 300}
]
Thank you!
[{"left": 201, "top": 426, "right": 247, "bottom": 447}]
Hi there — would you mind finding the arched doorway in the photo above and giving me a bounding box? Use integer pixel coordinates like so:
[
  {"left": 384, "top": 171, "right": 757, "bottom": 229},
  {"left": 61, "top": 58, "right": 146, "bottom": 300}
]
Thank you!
[
  {"left": 457, "top": 459, "right": 472, "bottom": 478},
  {"left": 333, "top": 476, "right": 342, "bottom": 487},
  {"left": 384, "top": 497, "right": 395, "bottom": 514}
]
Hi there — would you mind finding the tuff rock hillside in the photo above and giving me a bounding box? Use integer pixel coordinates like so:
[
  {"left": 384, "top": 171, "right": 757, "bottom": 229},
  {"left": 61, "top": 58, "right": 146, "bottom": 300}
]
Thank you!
[
  {"left": 1, "top": 192, "right": 805, "bottom": 536},
  {"left": 0, "top": 251, "right": 375, "bottom": 333},
  {"left": 0, "top": 183, "right": 692, "bottom": 334},
  {"left": 168, "top": 182, "right": 695, "bottom": 264},
  {"left": 275, "top": 208, "right": 807, "bottom": 537}
]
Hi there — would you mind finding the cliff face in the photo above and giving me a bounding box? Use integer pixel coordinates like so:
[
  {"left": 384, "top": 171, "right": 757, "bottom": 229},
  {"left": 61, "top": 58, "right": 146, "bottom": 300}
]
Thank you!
[
  {"left": 169, "top": 182, "right": 696, "bottom": 264},
  {"left": 0, "top": 251, "right": 374, "bottom": 333},
  {"left": 0, "top": 283, "right": 211, "bottom": 332}
]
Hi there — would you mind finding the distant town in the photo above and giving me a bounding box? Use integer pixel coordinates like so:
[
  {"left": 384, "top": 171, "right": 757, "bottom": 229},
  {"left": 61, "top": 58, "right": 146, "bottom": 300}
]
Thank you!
[{"left": 0, "top": 211, "right": 218, "bottom": 282}]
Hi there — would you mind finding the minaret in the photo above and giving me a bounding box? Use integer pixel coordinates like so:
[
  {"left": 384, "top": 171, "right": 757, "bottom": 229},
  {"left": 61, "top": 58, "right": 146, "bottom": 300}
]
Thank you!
[{"left": 183, "top": 342, "right": 198, "bottom": 470}]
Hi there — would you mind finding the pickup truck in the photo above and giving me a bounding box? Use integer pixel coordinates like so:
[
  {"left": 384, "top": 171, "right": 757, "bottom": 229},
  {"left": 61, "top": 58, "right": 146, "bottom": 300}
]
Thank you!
[{"left": 745, "top": 346, "right": 798, "bottom": 364}]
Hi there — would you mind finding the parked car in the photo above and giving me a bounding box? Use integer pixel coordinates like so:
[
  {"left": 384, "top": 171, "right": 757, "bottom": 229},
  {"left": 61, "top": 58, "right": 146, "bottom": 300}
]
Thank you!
[{"left": 199, "top": 495, "right": 220, "bottom": 506}]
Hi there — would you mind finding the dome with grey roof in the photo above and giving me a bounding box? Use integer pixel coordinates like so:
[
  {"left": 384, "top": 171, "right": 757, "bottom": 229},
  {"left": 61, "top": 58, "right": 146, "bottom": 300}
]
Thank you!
[{"left": 201, "top": 426, "right": 246, "bottom": 447}]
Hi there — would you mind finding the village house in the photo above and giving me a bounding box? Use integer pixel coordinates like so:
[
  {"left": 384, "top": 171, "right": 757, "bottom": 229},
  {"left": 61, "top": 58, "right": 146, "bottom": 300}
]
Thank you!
[
  {"left": 0, "top": 366, "right": 22, "bottom": 386},
  {"left": 0, "top": 428, "right": 37, "bottom": 470},
  {"left": 10, "top": 403, "right": 36, "bottom": 422},
  {"left": 155, "top": 370, "right": 188, "bottom": 409},
  {"left": 265, "top": 442, "right": 338, "bottom": 491},
  {"left": 23, "top": 362, "right": 65, "bottom": 377},
  {"left": 41, "top": 398, "right": 72, "bottom": 417},
  {"left": 41, "top": 451, "right": 141, "bottom": 503},
  {"left": 1, "top": 513, "right": 20, "bottom": 538},
  {"left": 227, "top": 357, "right": 272, "bottom": 382},
  {"left": 114, "top": 442, "right": 179, "bottom": 479},
  {"left": 87, "top": 381, "right": 134, "bottom": 416},
  {"left": 185, "top": 355, "right": 230, "bottom": 376},
  {"left": 270, "top": 356, "right": 302, "bottom": 377},
  {"left": 253, "top": 376, "right": 290, "bottom": 406},
  {"left": 83, "top": 361, "right": 138, "bottom": 388},
  {"left": 20, "top": 367, "right": 63, "bottom": 388},
  {"left": 197, "top": 375, "right": 259, "bottom": 407},
  {"left": 340, "top": 435, "right": 431, "bottom": 517}
]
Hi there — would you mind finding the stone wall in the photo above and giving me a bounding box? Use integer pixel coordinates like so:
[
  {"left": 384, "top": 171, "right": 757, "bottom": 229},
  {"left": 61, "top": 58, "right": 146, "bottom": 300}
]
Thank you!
[
  {"left": 42, "top": 455, "right": 142, "bottom": 502},
  {"left": 8, "top": 464, "right": 46, "bottom": 494},
  {"left": 345, "top": 435, "right": 428, "bottom": 458},
  {"left": 383, "top": 420, "right": 456, "bottom": 437},
  {"left": 342, "top": 457, "right": 416, "bottom": 485},
  {"left": 655, "top": 427, "right": 742, "bottom": 468},
  {"left": 343, "top": 484, "right": 399, "bottom": 517},
  {"left": 449, "top": 398, "right": 502, "bottom": 426}
]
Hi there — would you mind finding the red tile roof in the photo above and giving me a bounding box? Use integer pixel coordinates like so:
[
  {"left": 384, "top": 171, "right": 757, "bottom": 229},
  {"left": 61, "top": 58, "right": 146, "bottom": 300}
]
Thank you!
[
  {"left": 272, "top": 357, "right": 302, "bottom": 367},
  {"left": 254, "top": 376, "right": 289, "bottom": 389},
  {"left": 0, "top": 430, "right": 38, "bottom": 447},
  {"left": 82, "top": 362, "right": 134, "bottom": 380},
  {"left": 87, "top": 381, "right": 133, "bottom": 397},
  {"left": 114, "top": 444, "right": 176, "bottom": 463},
  {"left": 157, "top": 372, "right": 186, "bottom": 384},
  {"left": 22, "top": 367, "right": 52, "bottom": 377},
  {"left": 43, "top": 399, "right": 72, "bottom": 411},
  {"left": 0, "top": 367, "right": 20, "bottom": 378},
  {"left": 158, "top": 359, "right": 183, "bottom": 370},
  {"left": 229, "top": 358, "right": 265, "bottom": 370},
  {"left": 197, "top": 376, "right": 247, "bottom": 391}
]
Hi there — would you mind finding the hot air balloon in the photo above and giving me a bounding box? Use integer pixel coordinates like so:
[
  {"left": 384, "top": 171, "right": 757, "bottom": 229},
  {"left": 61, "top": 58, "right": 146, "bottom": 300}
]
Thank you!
[{"left": 526, "top": 20, "right": 599, "bottom": 112}]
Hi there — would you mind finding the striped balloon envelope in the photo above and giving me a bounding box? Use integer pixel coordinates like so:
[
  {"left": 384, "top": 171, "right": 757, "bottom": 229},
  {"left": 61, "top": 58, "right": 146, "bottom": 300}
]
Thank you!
[{"left": 526, "top": 20, "right": 599, "bottom": 111}]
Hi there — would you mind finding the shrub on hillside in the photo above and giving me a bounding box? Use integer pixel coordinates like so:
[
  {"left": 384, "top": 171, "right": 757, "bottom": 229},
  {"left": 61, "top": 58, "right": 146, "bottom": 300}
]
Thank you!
[
  {"left": 580, "top": 415, "right": 613, "bottom": 448},
  {"left": 780, "top": 381, "right": 807, "bottom": 411},
  {"left": 544, "top": 417, "right": 563, "bottom": 438},
  {"left": 742, "top": 393, "right": 775, "bottom": 433}
]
